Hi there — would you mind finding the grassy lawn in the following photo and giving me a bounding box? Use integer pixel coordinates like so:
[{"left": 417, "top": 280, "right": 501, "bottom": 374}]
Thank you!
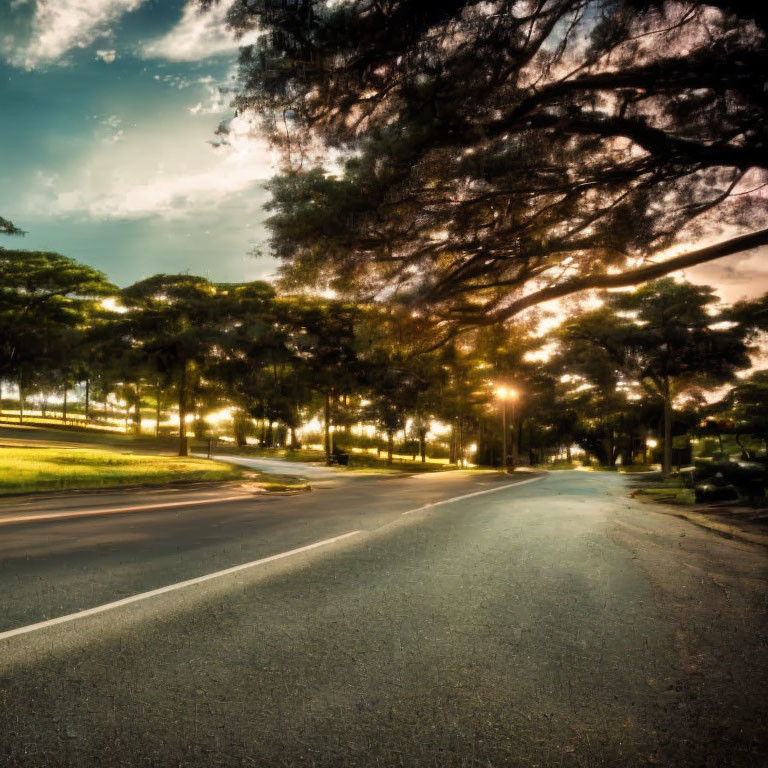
[
  {"left": 0, "top": 444, "right": 243, "bottom": 496},
  {"left": 629, "top": 473, "right": 696, "bottom": 506},
  {"left": 635, "top": 486, "right": 696, "bottom": 505}
]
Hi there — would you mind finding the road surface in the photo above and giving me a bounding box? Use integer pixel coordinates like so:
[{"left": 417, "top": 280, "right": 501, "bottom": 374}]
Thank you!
[
  {"left": 196, "top": 452, "right": 347, "bottom": 480},
  {"left": 0, "top": 470, "right": 766, "bottom": 767}
]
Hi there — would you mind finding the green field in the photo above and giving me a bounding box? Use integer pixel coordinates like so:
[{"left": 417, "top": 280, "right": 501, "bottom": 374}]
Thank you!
[{"left": 0, "top": 444, "right": 243, "bottom": 496}]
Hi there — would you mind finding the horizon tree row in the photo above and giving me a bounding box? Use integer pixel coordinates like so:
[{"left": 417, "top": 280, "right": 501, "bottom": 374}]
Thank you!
[{"left": 1, "top": 248, "right": 766, "bottom": 473}]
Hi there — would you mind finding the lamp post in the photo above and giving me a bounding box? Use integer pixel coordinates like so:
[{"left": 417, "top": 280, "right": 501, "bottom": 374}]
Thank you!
[{"left": 495, "top": 386, "right": 518, "bottom": 472}]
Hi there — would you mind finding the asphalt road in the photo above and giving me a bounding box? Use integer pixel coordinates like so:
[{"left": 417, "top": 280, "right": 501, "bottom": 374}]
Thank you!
[{"left": 0, "top": 470, "right": 766, "bottom": 767}]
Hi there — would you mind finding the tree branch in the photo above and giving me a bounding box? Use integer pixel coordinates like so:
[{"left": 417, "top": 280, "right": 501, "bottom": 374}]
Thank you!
[{"left": 486, "top": 227, "right": 768, "bottom": 324}]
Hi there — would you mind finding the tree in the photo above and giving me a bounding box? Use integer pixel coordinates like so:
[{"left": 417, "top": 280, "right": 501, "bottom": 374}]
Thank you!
[
  {"left": 0, "top": 249, "right": 114, "bottom": 422},
  {"left": 361, "top": 349, "right": 429, "bottom": 464},
  {"left": 730, "top": 291, "right": 768, "bottom": 335},
  {"left": 0, "top": 217, "right": 24, "bottom": 236},
  {"left": 118, "top": 275, "right": 233, "bottom": 456},
  {"left": 561, "top": 279, "right": 751, "bottom": 473},
  {"left": 288, "top": 298, "right": 364, "bottom": 462},
  {"left": 215, "top": 283, "right": 302, "bottom": 448},
  {"left": 221, "top": 0, "right": 767, "bottom": 330},
  {"left": 727, "top": 371, "right": 768, "bottom": 460}
]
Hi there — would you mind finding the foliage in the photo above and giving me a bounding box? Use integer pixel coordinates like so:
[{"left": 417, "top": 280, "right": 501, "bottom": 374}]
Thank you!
[
  {"left": 0, "top": 217, "right": 24, "bottom": 236},
  {"left": 0, "top": 250, "right": 115, "bottom": 421},
  {"left": 0, "top": 245, "right": 764, "bottom": 475},
  {"left": 560, "top": 279, "right": 750, "bottom": 472},
  {"left": 224, "top": 0, "right": 768, "bottom": 329}
]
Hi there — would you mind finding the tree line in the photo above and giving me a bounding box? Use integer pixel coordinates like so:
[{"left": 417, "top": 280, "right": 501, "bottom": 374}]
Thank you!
[{"left": 1, "top": 247, "right": 766, "bottom": 474}]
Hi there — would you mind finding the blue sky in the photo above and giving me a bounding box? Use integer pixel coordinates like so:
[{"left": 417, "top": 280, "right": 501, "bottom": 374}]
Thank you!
[{"left": 0, "top": 0, "right": 273, "bottom": 286}]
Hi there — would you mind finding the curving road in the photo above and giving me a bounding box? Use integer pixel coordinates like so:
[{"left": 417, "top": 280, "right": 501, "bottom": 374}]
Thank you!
[{"left": 0, "top": 470, "right": 766, "bottom": 767}]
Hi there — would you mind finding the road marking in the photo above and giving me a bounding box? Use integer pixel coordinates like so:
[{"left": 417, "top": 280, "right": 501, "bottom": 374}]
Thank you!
[
  {"left": 0, "top": 531, "right": 361, "bottom": 642},
  {"left": 0, "top": 495, "right": 255, "bottom": 527},
  {"left": 401, "top": 475, "right": 545, "bottom": 515}
]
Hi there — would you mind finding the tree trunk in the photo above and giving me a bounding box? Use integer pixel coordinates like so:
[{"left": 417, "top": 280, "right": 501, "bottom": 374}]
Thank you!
[
  {"left": 387, "top": 431, "right": 394, "bottom": 464},
  {"left": 85, "top": 379, "right": 90, "bottom": 420},
  {"left": 178, "top": 365, "right": 189, "bottom": 457},
  {"left": 449, "top": 421, "right": 457, "bottom": 464},
  {"left": 290, "top": 425, "right": 298, "bottom": 450},
  {"left": 734, "top": 432, "right": 751, "bottom": 460},
  {"left": 133, "top": 387, "right": 141, "bottom": 436},
  {"left": 155, "top": 381, "right": 161, "bottom": 438},
  {"left": 234, "top": 414, "right": 248, "bottom": 448},
  {"left": 609, "top": 428, "right": 617, "bottom": 467},
  {"left": 18, "top": 376, "right": 24, "bottom": 425},
  {"left": 324, "top": 389, "right": 332, "bottom": 463},
  {"left": 510, "top": 413, "right": 519, "bottom": 461},
  {"left": 419, "top": 430, "right": 426, "bottom": 464},
  {"left": 663, "top": 396, "right": 672, "bottom": 476},
  {"left": 566, "top": 442, "right": 572, "bottom": 463}
]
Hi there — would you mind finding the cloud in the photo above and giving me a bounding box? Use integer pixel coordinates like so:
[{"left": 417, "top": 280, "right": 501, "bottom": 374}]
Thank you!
[
  {"left": 188, "top": 68, "right": 237, "bottom": 115},
  {"left": 685, "top": 247, "right": 768, "bottom": 303},
  {"left": 98, "top": 114, "right": 124, "bottom": 144},
  {"left": 42, "top": 111, "right": 273, "bottom": 220},
  {"left": 16, "top": 0, "right": 144, "bottom": 69},
  {"left": 142, "top": 0, "right": 258, "bottom": 62},
  {"left": 95, "top": 49, "right": 116, "bottom": 63}
]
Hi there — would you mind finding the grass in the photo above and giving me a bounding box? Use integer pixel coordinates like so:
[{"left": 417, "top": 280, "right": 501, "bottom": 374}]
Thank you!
[
  {"left": 343, "top": 453, "right": 454, "bottom": 473},
  {"left": 635, "top": 486, "right": 696, "bottom": 505},
  {"left": 629, "top": 473, "right": 696, "bottom": 506},
  {"left": 0, "top": 444, "right": 244, "bottom": 496}
]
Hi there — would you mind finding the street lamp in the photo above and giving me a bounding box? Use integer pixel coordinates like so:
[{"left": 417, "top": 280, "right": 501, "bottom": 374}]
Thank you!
[{"left": 495, "top": 386, "right": 518, "bottom": 472}]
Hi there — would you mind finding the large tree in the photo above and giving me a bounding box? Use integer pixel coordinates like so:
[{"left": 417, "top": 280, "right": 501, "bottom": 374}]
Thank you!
[
  {"left": 220, "top": 0, "right": 767, "bottom": 329},
  {"left": 561, "top": 279, "right": 751, "bottom": 473},
  {"left": 0, "top": 249, "right": 114, "bottom": 421},
  {"left": 118, "top": 275, "right": 233, "bottom": 456}
]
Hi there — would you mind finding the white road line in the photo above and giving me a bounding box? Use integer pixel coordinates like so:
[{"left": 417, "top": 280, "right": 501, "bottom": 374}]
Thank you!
[
  {"left": 0, "top": 531, "right": 361, "bottom": 642},
  {"left": 401, "top": 475, "right": 545, "bottom": 515},
  {"left": 0, "top": 495, "right": 254, "bottom": 526}
]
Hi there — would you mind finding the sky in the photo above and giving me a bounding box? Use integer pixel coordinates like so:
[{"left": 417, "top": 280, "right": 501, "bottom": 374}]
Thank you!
[
  {"left": 0, "top": 0, "right": 765, "bottom": 300},
  {"left": 0, "top": 0, "right": 275, "bottom": 286}
]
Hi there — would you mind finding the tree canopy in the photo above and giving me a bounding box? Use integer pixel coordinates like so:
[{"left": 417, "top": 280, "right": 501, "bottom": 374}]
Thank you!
[
  {"left": 221, "top": 0, "right": 767, "bottom": 329},
  {"left": 0, "top": 249, "right": 114, "bottom": 379},
  {"left": 0, "top": 217, "right": 23, "bottom": 236}
]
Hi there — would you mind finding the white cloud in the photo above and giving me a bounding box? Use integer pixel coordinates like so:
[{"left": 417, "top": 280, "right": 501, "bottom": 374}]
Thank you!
[
  {"left": 142, "top": 0, "right": 259, "bottom": 62},
  {"left": 98, "top": 114, "right": 124, "bottom": 144},
  {"left": 95, "top": 49, "right": 116, "bottom": 63},
  {"left": 18, "top": 0, "right": 144, "bottom": 69},
  {"left": 188, "top": 68, "right": 237, "bottom": 115},
  {"left": 44, "top": 111, "right": 274, "bottom": 220}
]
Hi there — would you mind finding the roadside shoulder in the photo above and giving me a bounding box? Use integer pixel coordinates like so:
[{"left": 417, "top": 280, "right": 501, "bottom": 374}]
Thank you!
[{"left": 631, "top": 493, "right": 768, "bottom": 548}]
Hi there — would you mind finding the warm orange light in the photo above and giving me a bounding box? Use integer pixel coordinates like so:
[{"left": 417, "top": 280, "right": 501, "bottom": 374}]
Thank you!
[{"left": 495, "top": 386, "right": 518, "bottom": 400}]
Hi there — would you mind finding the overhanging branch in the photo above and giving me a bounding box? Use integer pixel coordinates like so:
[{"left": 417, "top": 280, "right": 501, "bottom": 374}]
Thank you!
[{"left": 486, "top": 227, "right": 768, "bottom": 324}]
